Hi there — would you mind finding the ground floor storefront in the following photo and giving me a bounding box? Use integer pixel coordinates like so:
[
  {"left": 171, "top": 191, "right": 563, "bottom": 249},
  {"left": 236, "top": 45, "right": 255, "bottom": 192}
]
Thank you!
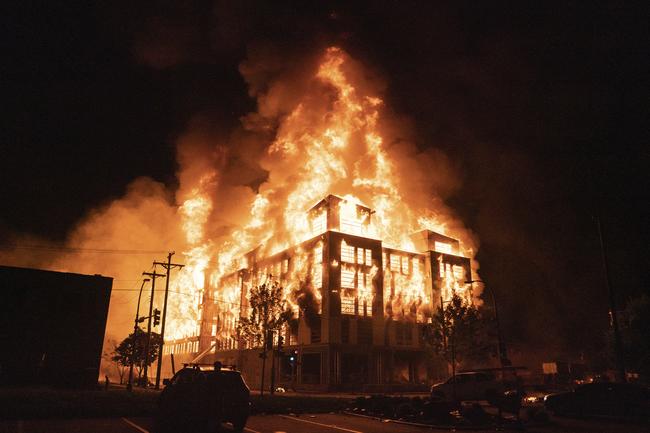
[{"left": 186, "top": 344, "right": 441, "bottom": 392}]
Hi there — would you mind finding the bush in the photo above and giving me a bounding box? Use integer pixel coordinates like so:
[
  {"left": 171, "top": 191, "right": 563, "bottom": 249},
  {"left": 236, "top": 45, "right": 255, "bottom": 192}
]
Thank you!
[
  {"left": 0, "top": 387, "right": 159, "bottom": 420},
  {"left": 250, "top": 394, "right": 350, "bottom": 415}
]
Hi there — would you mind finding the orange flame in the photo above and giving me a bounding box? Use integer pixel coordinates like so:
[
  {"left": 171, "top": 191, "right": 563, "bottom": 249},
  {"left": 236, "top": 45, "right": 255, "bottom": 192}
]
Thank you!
[{"left": 165, "top": 46, "right": 479, "bottom": 341}]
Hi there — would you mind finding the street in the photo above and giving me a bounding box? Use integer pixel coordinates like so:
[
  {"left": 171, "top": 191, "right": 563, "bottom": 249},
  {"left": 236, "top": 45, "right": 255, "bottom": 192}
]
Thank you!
[{"left": 1, "top": 413, "right": 647, "bottom": 433}]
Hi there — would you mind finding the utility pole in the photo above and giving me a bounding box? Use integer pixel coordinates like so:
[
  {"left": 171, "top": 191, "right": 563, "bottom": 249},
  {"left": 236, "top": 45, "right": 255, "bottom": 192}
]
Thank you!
[
  {"left": 127, "top": 278, "right": 150, "bottom": 391},
  {"left": 595, "top": 216, "right": 626, "bottom": 382},
  {"left": 142, "top": 268, "right": 165, "bottom": 388},
  {"left": 154, "top": 252, "right": 184, "bottom": 389},
  {"left": 466, "top": 280, "right": 508, "bottom": 367}
]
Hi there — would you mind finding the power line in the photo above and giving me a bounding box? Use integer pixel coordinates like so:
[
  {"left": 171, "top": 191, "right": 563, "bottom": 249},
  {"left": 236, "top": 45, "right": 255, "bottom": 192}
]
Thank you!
[
  {"left": 110, "top": 288, "right": 241, "bottom": 306},
  {"left": 2, "top": 245, "right": 169, "bottom": 255}
]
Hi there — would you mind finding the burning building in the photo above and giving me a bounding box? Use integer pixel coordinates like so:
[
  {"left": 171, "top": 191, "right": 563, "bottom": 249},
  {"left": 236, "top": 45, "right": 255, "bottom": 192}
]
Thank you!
[
  {"left": 163, "top": 195, "right": 472, "bottom": 391},
  {"left": 158, "top": 47, "right": 479, "bottom": 391}
]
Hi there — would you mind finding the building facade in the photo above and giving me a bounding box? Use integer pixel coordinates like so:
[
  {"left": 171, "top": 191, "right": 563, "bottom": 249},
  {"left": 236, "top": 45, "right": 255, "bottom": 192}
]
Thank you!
[
  {"left": 0, "top": 265, "right": 113, "bottom": 388},
  {"left": 164, "top": 195, "right": 472, "bottom": 391}
]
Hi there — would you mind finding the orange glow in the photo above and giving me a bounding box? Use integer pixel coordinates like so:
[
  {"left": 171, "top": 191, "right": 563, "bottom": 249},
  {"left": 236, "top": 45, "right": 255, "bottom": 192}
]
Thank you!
[{"left": 165, "top": 46, "right": 479, "bottom": 342}]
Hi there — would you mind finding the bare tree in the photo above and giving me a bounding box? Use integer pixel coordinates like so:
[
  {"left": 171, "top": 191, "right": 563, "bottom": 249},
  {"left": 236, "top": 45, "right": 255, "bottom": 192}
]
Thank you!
[
  {"left": 237, "top": 280, "right": 293, "bottom": 396},
  {"left": 422, "top": 294, "right": 493, "bottom": 372}
]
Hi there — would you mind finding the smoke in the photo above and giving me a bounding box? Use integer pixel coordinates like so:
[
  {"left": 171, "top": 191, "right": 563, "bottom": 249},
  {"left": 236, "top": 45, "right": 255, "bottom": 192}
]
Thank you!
[
  {"left": 3, "top": 43, "right": 479, "bottom": 347},
  {"left": 56, "top": 178, "right": 185, "bottom": 339},
  {"left": 293, "top": 278, "right": 320, "bottom": 329},
  {"left": 220, "top": 45, "right": 477, "bottom": 254}
]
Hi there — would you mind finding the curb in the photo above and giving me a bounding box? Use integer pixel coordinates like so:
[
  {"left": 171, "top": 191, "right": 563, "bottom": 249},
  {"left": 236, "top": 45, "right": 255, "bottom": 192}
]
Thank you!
[{"left": 342, "top": 411, "right": 525, "bottom": 431}]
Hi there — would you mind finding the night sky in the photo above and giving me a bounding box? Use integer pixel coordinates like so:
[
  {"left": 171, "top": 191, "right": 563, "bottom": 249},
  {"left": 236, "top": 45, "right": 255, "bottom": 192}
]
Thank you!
[{"left": 2, "top": 1, "right": 648, "bottom": 362}]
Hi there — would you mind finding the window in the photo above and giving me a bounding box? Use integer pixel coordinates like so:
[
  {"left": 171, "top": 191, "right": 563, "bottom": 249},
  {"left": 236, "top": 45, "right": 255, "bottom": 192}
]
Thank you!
[
  {"left": 396, "top": 322, "right": 412, "bottom": 345},
  {"left": 412, "top": 258, "right": 419, "bottom": 274},
  {"left": 390, "top": 254, "right": 400, "bottom": 272},
  {"left": 476, "top": 372, "right": 496, "bottom": 382},
  {"left": 311, "top": 210, "right": 327, "bottom": 235},
  {"left": 341, "top": 318, "right": 350, "bottom": 343},
  {"left": 453, "top": 265, "right": 465, "bottom": 281},
  {"left": 310, "top": 317, "right": 321, "bottom": 343},
  {"left": 361, "top": 299, "right": 372, "bottom": 317},
  {"left": 211, "top": 324, "right": 217, "bottom": 336},
  {"left": 313, "top": 245, "right": 323, "bottom": 289},
  {"left": 358, "top": 272, "right": 372, "bottom": 291},
  {"left": 341, "top": 241, "right": 355, "bottom": 263},
  {"left": 435, "top": 241, "right": 453, "bottom": 254},
  {"left": 365, "top": 249, "right": 372, "bottom": 266},
  {"left": 314, "top": 244, "right": 323, "bottom": 264},
  {"left": 401, "top": 256, "right": 409, "bottom": 274},
  {"left": 341, "top": 267, "right": 355, "bottom": 288},
  {"left": 313, "top": 264, "right": 322, "bottom": 289},
  {"left": 356, "top": 247, "right": 365, "bottom": 264},
  {"left": 341, "top": 297, "right": 355, "bottom": 315},
  {"left": 358, "top": 319, "right": 372, "bottom": 345}
]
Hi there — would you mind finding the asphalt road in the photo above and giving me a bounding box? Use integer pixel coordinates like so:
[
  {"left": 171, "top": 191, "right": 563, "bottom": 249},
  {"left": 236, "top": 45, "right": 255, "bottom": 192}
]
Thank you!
[{"left": 0, "top": 413, "right": 647, "bottom": 433}]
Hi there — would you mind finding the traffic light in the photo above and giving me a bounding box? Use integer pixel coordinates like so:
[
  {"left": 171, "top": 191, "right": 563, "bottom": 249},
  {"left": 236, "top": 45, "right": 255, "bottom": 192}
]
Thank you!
[
  {"left": 153, "top": 308, "right": 161, "bottom": 327},
  {"left": 288, "top": 349, "right": 298, "bottom": 364},
  {"left": 277, "top": 335, "right": 284, "bottom": 352}
]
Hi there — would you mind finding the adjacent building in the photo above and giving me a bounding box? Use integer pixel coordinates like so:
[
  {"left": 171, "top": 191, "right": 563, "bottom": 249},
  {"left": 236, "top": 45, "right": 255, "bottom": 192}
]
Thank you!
[{"left": 0, "top": 265, "right": 112, "bottom": 388}]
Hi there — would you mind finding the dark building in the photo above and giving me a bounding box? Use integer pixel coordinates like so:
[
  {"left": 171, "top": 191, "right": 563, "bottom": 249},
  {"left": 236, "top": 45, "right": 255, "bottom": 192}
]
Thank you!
[{"left": 0, "top": 266, "right": 112, "bottom": 388}]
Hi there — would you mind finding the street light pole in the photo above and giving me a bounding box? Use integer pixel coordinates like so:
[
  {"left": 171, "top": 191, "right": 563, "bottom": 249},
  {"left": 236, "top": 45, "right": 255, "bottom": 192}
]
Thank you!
[
  {"left": 141, "top": 268, "right": 165, "bottom": 387},
  {"left": 595, "top": 216, "right": 626, "bottom": 383},
  {"left": 466, "top": 280, "right": 508, "bottom": 367},
  {"left": 127, "top": 278, "right": 149, "bottom": 391}
]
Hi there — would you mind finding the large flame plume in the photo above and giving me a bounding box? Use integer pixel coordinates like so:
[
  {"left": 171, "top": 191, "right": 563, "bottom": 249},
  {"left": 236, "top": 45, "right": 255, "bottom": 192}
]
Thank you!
[{"left": 165, "top": 47, "right": 479, "bottom": 341}]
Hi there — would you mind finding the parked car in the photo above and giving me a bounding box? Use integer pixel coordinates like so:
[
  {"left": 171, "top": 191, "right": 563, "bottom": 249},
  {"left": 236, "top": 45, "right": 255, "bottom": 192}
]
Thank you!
[
  {"left": 155, "top": 364, "right": 250, "bottom": 433},
  {"left": 430, "top": 372, "right": 505, "bottom": 402},
  {"left": 544, "top": 382, "right": 650, "bottom": 418}
]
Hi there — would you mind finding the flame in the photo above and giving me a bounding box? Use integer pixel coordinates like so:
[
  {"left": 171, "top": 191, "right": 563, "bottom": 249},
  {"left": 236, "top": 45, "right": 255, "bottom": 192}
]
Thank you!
[{"left": 164, "top": 46, "right": 478, "bottom": 342}]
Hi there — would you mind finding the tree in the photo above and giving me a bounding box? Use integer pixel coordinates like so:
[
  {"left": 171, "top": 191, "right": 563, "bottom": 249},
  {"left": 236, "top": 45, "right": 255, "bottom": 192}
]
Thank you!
[
  {"left": 112, "top": 328, "right": 163, "bottom": 385},
  {"left": 422, "top": 294, "right": 493, "bottom": 372},
  {"left": 102, "top": 338, "right": 126, "bottom": 384},
  {"left": 237, "top": 280, "right": 293, "bottom": 396}
]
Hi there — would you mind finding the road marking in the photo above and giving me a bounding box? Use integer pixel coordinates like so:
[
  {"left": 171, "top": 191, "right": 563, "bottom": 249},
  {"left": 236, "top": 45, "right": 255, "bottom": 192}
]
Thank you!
[
  {"left": 278, "top": 415, "right": 363, "bottom": 433},
  {"left": 121, "top": 417, "right": 150, "bottom": 433}
]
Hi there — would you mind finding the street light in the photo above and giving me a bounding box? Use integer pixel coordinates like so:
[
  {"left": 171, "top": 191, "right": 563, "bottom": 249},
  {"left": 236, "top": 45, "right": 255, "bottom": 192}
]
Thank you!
[
  {"left": 127, "top": 278, "right": 150, "bottom": 392},
  {"left": 466, "top": 280, "right": 508, "bottom": 368}
]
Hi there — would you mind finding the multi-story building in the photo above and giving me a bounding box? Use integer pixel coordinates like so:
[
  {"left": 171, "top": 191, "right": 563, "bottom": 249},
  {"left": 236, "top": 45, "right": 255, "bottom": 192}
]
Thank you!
[{"left": 163, "top": 194, "right": 472, "bottom": 391}]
